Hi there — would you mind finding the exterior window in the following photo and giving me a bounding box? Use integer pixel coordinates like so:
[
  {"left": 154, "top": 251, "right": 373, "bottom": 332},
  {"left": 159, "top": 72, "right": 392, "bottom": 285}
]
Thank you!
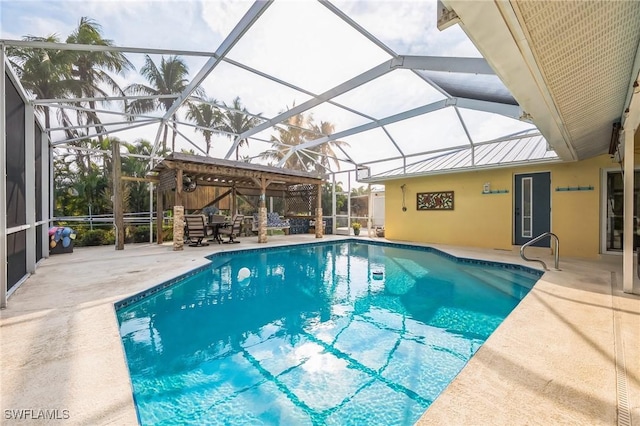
[
  {"left": 605, "top": 171, "right": 640, "bottom": 251},
  {"left": 522, "top": 177, "right": 532, "bottom": 238}
]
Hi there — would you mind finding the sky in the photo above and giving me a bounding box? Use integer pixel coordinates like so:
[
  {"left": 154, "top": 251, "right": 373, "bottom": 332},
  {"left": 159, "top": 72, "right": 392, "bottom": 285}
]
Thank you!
[{"left": 1, "top": 0, "right": 537, "bottom": 180}]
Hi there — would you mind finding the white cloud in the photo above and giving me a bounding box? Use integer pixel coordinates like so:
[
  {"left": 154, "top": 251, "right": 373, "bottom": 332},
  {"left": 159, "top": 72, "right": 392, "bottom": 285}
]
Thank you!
[
  {"left": 201, "top": 0, "right": 253, "bottom": 39},
  {"left": 333, "top": 0, "right": 480, "bottom": 57}
]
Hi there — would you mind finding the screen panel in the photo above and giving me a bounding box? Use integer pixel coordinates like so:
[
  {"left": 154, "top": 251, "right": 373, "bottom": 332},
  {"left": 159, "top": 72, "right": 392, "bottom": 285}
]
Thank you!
[
  {"left": 36, "top": 225, "right": 43, "bottom": 262},
  {"left": 35, "top": 120, "right": 43, "bottom": 221},
  {"left": 7, "top": 231, "right": 27, "bottom": 291},
  {"left": 6, "top": 73, "right": 26, "bottom": 228}
]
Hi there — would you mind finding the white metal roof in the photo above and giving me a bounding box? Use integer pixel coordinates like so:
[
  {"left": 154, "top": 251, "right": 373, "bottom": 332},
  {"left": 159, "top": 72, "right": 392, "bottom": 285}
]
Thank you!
[{"left": 363, "top": 130, "right": 558, "bottom": 182}]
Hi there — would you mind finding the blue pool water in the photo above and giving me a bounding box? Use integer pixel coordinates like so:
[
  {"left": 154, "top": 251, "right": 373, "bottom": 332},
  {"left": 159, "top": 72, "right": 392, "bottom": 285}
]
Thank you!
[{"left": 116, "top": 241, "right": 541, "bottom": 425}]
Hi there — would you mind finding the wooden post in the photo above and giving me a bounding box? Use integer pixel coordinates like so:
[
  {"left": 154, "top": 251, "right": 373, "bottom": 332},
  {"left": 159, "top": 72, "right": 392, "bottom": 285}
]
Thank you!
[
  {"left": 175, "top": 168, "right": 183, "bottom": 207},
  {"left": 174, "top": 169, "right": 183, "bottom": 249},
  {"left": 231, "top": 184, "right": 237, "bottom": 216},
  {"left": 156, "top": 185, "right": 163, "bottom": 244},
  {"left": 315, "top": 183, "right": 323, "bottom": 238},
  {"left": 112, "top": 140, "right": 125, "bottom": 250},
  {"left": 258, "top": 177, "right": 268, "bottom": 243}
]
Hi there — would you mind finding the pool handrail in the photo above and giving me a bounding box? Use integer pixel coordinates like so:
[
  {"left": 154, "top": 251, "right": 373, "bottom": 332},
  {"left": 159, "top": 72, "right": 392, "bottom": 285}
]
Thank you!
[{"left": 520, "top": 232, "right": 560, "bottom": 271}]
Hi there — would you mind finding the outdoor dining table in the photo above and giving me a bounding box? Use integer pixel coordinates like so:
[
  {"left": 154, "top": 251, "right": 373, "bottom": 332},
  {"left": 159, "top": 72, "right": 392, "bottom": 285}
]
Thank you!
[{"left": 207, "top": 221, "right": 229, "bottom": 244}]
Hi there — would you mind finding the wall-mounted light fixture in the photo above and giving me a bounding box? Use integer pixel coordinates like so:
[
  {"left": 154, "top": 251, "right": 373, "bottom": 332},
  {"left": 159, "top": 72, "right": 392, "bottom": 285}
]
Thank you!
[{"left": 401, "top": 184, "right": 407, "bottom": 212}]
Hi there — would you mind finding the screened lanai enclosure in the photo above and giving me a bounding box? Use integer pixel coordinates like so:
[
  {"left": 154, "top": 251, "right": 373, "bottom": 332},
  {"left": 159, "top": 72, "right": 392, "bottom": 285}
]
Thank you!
[{"left": 1, "top": 0, "right": 560, "bottom": 305}]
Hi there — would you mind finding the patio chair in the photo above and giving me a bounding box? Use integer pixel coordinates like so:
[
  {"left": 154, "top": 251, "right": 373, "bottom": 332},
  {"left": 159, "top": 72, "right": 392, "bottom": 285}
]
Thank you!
[
  {"left": 184, "top": 215, "right": 211, "bottom": 247},
  {"left": 219, "top": 214, "right": 244, "bottom": 244}
]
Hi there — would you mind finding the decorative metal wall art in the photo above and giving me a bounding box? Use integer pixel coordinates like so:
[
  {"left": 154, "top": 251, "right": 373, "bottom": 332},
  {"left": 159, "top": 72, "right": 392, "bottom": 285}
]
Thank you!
[{"left": 417, "top": 191, "right": 454, "bottom": 210}]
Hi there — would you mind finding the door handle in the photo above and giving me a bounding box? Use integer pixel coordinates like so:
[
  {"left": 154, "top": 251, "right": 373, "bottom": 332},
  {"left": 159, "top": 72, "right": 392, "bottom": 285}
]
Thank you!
[{"left": 515, "top": 207, "right": 520, "bottom": 216}]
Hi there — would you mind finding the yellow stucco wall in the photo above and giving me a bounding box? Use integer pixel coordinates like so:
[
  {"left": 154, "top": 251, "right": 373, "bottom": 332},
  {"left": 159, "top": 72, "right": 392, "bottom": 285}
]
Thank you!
[{"left": 384, "top": 153, "right": 635, "bottom": 259}]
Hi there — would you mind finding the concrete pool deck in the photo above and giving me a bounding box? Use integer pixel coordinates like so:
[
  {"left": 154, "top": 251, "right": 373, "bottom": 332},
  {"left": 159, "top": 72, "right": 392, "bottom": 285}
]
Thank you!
[{"left": 0, "top": 235, "right": 638, "bottom": 425}]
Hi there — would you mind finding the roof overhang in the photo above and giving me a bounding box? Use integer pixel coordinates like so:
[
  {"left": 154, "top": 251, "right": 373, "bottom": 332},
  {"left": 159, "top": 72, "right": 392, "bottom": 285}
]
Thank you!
[
  {"left": 149, "top": 153, "right": 326, "bottom": 192},
  {"left": 442, "top": 0, "right": 640, "bottom": 161}
]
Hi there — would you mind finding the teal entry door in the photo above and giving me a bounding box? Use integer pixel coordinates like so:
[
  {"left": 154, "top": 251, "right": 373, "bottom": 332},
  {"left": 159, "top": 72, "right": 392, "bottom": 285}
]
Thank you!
[{"left": 514, "top": 172, "right": 551, "bottom": 247}]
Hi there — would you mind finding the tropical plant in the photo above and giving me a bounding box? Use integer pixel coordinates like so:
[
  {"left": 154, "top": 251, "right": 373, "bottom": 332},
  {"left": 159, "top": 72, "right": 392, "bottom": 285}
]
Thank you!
[
  {"left": 261, "top": 109, "right": 348, "bottom": 172},
  {"left": 122, "top": 139, "right": 156, "bottom": 213},
  {"left": 262, "top": 112, "right": 312, "bottom": 170},
  {"left": 186, "top": 98, "right": 221, "bottom": 155},
  {"left": 7, "top": 35, "right": 77, "bottom": 131},
  {"left": 321, "top": 182, "right": 347, "bottom": 215},
  {"left": 66, "top": 17, "right": 133, "bottom": 143},
  {"left": 54, "top": 148, "right": 111, "bottom": 217},
  {"left": 218, "top": 97, "right": 262, "bottom": 160},
  {"left": 309, "top": 120, "right": 348, "bottom": 172},
  {"left": 126, "top": 55, "right": 201, "bottom": 153}
]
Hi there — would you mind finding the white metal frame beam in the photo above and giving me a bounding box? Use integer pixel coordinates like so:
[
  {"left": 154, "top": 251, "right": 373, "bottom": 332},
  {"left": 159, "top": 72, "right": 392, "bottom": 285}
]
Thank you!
[
  {"left": 51, "top": 119, "right": 160, "bottom": 145},
  {"left": 223, "top": 57, "right": 379, "bottom": 124},
  {"left": 159, "top": 1, "right": 272, "bottom": 123},
  {"left": 321, "top": 0, "right": 453, "bottom": 99},
  {"left": 279, "top": 99, "right": 450, "bottom": 164},
  {"left": 41, "top": 125, "right": 50, "bottom": 259},
  {"left": 33, "top": 94, "right": 178, "bottom": 105},
  {"left": 1, "top": 39, "right": 219, "bottom": 57},
  {"left": 48, "top": 118, "right": 156, "bottom": 133},
  {"left": 45, "top": 102, "right": 161, "bottom": 121},
  {"left": 1, "top": 47, "right": 7, "bottom": 308},
  {"left": 54, "top": 144, "right": 163, "bottom": 160},
  {"left": 150, "top": 1, "right": 272, "bottom": 159},
  {"left": 25, "top": 104, "right": 36, "bottom": 274},
  {"left": 399, "top": 55, "right": 496, "bottom": 75},
  {"left": 226, "top": 57, "right": 402, "bottom": 159},
  {"left": 453, "top": 97, "right": 523, "bottom": 120},
  {"left": 285, "top": 95, "right": 522, "bottom": 163}
]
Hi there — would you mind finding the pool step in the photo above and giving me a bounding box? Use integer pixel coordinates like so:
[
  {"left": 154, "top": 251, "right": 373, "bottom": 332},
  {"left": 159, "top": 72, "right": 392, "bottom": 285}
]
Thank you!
[
  {"left": 478, "top": 269, "right": 540, "bottom": 291},
  {"left": 462, "top": 268, "right": 531, "bottom": 300},
  {"left": 482, "top": 267, "right": 540, "bottom": 287}
]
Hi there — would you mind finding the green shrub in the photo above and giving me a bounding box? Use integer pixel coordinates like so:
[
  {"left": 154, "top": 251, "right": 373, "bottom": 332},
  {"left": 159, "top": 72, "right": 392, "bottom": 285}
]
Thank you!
[
  {"left": 132, "top": 226, "right": 151, "bottom": 243},
  {"left": 76, "top": 229, "right": 114, "bottom": 246},
  {"left": 163, "top": 226, "right": 173, "bottom": 241}
]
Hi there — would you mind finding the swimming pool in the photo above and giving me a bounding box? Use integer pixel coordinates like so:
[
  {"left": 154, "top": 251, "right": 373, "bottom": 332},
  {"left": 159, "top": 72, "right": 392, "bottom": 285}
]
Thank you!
[{"left": 116, "top": 241, "right": 541, "bottom": 425}]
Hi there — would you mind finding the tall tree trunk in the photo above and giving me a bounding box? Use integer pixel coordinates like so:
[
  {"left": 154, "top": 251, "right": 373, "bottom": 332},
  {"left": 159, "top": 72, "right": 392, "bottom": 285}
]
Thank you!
[
  {"left": 171, "top": 115, "right": 178, "bottom": 153},
  {"left": 162, "top": 124, "right": 168, "bottom": 153},
  {"left": 89, "top": 100, "right": 104, "bottom": 145}
]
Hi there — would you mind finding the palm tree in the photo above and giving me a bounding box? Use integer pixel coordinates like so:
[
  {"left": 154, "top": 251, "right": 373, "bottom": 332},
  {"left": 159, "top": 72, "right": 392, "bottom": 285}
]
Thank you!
[
  {"left": 218, "top": 97, "right": 262, "bottom": 160},
  {"left": 126, "top": 55, "right": 201, "bottom": 153},
  {"left": 262, "top": 112, "right": 314, "bottom": 170},
  {"left": 186, "top": 98, "right": 222, "bottom": 155},
  {"left": 66, "top": 17, "right": 133, "bottom": 143},
  {"left": 308, "top": 120, "right": 349, "bottom": 172},
  {"left": 7, "top": 34, "right": 77, "bottom": 131},
  {"left": 261, "top": 110, "right": 348, "bottom": 172}
]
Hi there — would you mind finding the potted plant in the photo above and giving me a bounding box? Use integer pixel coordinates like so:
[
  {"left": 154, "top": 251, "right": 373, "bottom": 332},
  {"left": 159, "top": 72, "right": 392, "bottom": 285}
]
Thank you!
[{"left": 352, "top": 222, "right": 361, "bottom": 236}]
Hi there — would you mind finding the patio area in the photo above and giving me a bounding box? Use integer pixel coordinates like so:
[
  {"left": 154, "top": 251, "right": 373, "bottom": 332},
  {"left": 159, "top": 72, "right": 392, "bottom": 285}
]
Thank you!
[{"left": 0, "top": 235, "right": 638, "bottom": 425}]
